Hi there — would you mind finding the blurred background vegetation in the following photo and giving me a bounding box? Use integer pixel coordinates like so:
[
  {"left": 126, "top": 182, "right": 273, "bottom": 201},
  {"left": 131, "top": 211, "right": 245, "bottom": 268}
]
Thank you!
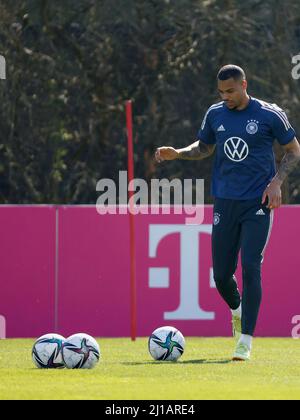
[{"left": 0, "top": 0, "right": 299, "bottom": 204}]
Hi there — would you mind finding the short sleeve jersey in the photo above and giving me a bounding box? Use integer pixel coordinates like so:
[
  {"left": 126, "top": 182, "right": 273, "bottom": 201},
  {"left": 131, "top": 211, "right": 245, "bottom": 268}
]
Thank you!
[{"left": 197, "top": 97, "right": 296, "bottom": 200}]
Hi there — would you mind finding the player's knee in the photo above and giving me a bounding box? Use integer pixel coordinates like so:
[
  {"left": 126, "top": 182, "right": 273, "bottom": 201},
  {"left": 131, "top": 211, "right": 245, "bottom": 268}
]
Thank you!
[
  {"left": 242, "top": 260, "right": 261, "bottom": 274},
  {"left": 242, "top": 261, "right": 261, "bottom": 286},
  {"left": 213, "top": 271, "right": 233, "bottom": 291}
]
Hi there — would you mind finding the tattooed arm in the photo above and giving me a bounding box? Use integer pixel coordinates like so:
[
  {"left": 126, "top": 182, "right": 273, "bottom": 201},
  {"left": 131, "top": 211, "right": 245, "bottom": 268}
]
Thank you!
[
  {"left": 273, "top": 138, "right": 300, "bottom": 183},
  {"left": 177, "top": 140, "right": 216, "bottom": 160},
  {"left": 155, "top": 140, "right": 215, "bottom": 162},
  {"left": 262, "top": 138, "right": 300, "bottom": 209}
]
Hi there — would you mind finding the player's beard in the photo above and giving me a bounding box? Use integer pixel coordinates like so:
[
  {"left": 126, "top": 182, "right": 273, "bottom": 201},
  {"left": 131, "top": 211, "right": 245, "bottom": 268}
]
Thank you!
[{"left": 226, "top": 102, "right": 237, "bottom": 110}]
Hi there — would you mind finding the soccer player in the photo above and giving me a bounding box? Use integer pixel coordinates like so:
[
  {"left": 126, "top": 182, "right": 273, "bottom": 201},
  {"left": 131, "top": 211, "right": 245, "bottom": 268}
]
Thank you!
[{"left": 155, "top": 65, "right": 300, "bottom": 361}]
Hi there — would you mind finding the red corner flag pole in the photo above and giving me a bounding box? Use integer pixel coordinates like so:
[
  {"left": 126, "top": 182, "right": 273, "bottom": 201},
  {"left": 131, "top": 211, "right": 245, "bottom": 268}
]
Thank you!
[{"left": 126, "top": 100, "right": 137, "bottom": 341}]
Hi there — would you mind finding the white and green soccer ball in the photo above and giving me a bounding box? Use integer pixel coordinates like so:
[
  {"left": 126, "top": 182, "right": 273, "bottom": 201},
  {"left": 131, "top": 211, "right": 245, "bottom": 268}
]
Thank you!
[
  {"left": 32, "top": 334, "right": 65, "bottom": 369},
  {"left": 62, "top": 333, "right": 100, "bottom": 369},
  {"left": 148, "top": 326, "right": 185, "bottom": 361}
]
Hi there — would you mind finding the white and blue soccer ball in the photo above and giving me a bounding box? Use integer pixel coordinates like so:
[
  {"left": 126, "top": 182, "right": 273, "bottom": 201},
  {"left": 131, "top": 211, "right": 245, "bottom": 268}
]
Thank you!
[
  {"left": 62, "top": 333, "right": 100, "bottom": 369},
  {"left": 148, "top": 326, "right": 185, "bottom": 361},
  {"left": 32, "top": 334, "right": 65, "bottom": 369}
]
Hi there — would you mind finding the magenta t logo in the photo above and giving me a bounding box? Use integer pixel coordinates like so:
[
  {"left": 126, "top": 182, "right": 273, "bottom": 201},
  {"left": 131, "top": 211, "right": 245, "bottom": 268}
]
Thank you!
[{"left": 149, "top": 224, "right": 215, "bottom": 320}]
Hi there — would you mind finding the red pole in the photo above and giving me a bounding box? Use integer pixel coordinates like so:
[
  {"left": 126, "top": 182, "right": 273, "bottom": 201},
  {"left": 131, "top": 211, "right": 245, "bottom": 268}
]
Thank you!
[{"left": 126, "top": 100, "right": 137, "bottom": 341}]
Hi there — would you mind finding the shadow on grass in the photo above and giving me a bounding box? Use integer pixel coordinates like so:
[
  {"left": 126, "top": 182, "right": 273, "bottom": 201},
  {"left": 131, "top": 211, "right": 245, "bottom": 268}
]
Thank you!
[{"left": 122, "top": 359, "right": 232, "bottom": 366}]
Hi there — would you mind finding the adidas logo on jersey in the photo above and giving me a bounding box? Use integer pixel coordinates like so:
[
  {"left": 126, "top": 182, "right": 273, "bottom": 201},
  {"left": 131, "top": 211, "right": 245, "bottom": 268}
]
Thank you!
[
  {"left": 256, "top": 209, "right": 265, "bottom": 216},
  {"left": 217, "top": 125, "right": 226, "bottom": 132}
]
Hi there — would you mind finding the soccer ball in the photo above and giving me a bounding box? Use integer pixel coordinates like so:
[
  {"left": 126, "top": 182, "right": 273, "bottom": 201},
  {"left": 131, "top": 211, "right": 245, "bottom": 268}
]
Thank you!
[
  {"left": 62, "top": 333, "right": 100, "bottom": 369},
  {"left": 32, "top": 334, "right": 65, "bottom": 369},
  {"left": 148, "top": 326, "right": 185, "bottom": 361}
]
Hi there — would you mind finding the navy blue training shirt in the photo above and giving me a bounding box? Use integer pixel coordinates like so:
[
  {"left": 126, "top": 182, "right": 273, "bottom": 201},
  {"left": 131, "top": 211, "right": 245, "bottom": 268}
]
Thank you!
[{"left": 197, "top": 97, "right": 296, "bottom": 200}]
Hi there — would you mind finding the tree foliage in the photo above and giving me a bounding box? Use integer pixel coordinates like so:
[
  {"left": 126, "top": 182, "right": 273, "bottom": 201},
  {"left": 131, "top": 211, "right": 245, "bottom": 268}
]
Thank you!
[{"left": 0, "top": 0, "right": 299, "bottom": 204}]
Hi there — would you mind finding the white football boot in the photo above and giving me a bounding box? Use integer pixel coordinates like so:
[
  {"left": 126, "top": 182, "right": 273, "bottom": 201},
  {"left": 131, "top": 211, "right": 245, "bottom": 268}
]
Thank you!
[{"left": 232, "top": 341, "right": 251, "bottom": 362}]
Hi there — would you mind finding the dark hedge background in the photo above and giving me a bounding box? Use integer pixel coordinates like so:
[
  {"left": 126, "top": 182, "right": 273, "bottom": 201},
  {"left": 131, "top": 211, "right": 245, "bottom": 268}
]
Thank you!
[{"left": 0, "top": 0, "right": 299, "bottom": 204}]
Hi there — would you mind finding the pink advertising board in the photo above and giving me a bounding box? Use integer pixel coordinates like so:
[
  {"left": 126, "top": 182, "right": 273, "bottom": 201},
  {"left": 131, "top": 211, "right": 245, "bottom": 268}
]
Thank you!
[
  {"left": 57, "top": 206, "right": 131, "bottom": 337},
  {"left": 0, "top": 206, "right": 56, "bottom": 338},
  {"left": 0, "top": 205, "right": 299, "bottom": 338}
]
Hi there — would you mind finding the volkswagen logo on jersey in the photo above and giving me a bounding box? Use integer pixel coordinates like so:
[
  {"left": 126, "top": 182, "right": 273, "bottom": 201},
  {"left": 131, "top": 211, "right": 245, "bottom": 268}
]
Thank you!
[{"left": 224, "top": 137, "right": 249, "bottom": 162}]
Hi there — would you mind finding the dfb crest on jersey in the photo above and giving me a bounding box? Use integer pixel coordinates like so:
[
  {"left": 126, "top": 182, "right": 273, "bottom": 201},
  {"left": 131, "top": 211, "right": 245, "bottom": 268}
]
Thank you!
[
  {"left": 246, "top": 120, "right": 259, "bottom": 135},
  {"left": 213, "top": 213, "right": 221, "bottom": 225}
]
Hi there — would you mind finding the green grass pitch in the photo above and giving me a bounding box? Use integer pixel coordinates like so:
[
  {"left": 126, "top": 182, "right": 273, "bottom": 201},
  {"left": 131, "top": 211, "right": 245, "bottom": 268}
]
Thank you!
[{"left": 0, "top": 338, "right": 300, "bottom": 400}]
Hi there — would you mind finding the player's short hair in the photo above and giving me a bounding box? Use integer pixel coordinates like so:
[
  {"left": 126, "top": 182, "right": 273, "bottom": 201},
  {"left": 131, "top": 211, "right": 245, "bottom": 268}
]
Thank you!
[{"left": 217, "top": 65, "right": 246, "bottom": 81}]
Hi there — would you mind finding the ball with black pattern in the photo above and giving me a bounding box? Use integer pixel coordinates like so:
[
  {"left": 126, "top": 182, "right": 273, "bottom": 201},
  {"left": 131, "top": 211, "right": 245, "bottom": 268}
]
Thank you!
[
  {"left": 148, "top": 326, "right": 185, "bottom": 361},
  {"left": 32, "top": 334, "right": 65, "bottom": 369},
  {"left": 62, "top": 333, "right": 100, "bottom": 369}
]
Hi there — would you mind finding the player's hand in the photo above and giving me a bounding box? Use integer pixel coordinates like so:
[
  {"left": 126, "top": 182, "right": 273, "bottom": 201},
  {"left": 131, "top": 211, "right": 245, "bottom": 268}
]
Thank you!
[
  {"left": 155, "top": 147, "right": 179, "bottom": 163},
  {"left": 261, "top": 179, "right": 282, "bottom": 209}
]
